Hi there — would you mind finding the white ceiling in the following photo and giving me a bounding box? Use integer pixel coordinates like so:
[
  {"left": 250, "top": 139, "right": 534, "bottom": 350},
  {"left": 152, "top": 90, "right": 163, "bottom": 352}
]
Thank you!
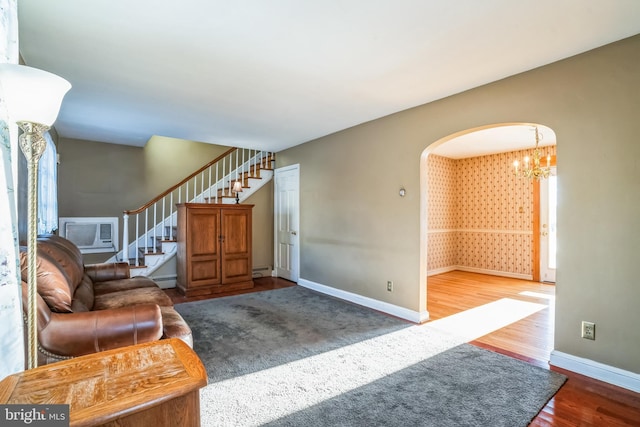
[
  {"left": 16, "top": 1, "right": 640, "bottom": 153},
  {"left": 432, "top": 124, "right": 556, "bottom": 159}
]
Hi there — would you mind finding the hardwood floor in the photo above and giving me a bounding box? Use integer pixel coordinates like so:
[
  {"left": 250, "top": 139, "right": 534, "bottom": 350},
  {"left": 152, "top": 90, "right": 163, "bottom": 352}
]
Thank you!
[
  {"left": 166, "top": 272, "right": 640, "bottom": 426},
  {"left": 428, "top": 270, "right": 640, "bottom": 426},
  {"left": 427, "top": 270, "right": 555, "bottom": 366}
]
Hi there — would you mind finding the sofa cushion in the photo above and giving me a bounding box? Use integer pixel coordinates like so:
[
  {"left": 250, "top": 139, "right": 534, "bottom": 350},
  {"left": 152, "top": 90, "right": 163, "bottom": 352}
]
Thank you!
[
  {"left": 37, "top": 235, "right": 85, "bottom": 294},
  {"left": 38, "top": 234, "right": 84, "bottom": 262},
  {"left": 20, "top": 248, "right": 74, "bottom": 313},
  {"left": 93, "top": 287, "right": 173, "bottom": 310},
  {"left": 93, "top": 276, "right": 159, "bottom": 296},
  {"left": 71, "top": 275, "right": 95, "bottom": 312}
]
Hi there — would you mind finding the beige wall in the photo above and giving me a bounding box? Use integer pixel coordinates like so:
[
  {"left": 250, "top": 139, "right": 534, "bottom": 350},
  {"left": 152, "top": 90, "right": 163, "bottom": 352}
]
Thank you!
[
  {"left": 58, "top": 138, "right": 146, "bottom": 222},
  {"left": 278, "top": 35, "right": 640, "bottom": 373},
  {"left": 58, "top": 136, "right": 230, "bottom": 221},
  {"left": 143, "top": 135, "right": 231, "bottom": 195}
]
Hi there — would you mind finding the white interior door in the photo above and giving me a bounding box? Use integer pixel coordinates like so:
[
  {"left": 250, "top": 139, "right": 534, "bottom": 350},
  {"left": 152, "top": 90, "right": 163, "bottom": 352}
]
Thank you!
[
  {"left": 274, "top": 164, "right": 300, "bottom": 281},
  {"left": 540, "top": 168, "right": 557, "bottom": 283}
]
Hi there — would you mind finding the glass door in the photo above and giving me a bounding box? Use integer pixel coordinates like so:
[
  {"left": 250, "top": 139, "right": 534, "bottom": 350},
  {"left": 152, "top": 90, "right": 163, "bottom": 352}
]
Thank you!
[{"left": 540, "top": 168, "right": 557, "bottom": 282}]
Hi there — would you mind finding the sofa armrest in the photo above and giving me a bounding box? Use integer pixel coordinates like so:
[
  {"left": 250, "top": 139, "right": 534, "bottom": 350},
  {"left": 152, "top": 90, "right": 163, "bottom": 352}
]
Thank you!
[
  {"left": 39, "top": 304, "right": 163, "bottom": 358},
  {"left": 84, "top": 262, "right": 131, "bottom": 282}
]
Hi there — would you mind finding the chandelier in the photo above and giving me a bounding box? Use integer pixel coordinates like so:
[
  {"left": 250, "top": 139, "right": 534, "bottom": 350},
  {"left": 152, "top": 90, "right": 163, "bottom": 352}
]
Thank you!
[{"left": 513, "top": 126, "right": 551, "bottom": 180}]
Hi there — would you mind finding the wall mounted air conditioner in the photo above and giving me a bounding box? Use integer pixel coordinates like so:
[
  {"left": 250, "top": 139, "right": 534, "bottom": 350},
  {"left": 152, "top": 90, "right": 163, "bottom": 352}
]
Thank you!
[{"left": 58, "top": 217, "right": 118, "bottom": 254}]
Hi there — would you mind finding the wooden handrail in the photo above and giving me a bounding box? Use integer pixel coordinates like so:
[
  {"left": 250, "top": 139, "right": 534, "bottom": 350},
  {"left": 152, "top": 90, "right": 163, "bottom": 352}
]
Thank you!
[{"left": 124, "top": 147, "right": 237, "bottom": 215}]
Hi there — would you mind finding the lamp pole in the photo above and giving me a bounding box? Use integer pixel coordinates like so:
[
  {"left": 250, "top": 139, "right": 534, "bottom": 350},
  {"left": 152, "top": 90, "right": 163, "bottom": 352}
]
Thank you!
[{"left": 18, "top": 121, "right": 49, "bottom": 369}]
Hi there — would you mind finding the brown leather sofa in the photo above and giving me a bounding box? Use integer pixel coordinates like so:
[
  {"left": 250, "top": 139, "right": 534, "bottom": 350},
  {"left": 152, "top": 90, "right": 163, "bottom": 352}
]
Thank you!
[{"left": 20, "top": 234, "right": 192, "bottom": 365}]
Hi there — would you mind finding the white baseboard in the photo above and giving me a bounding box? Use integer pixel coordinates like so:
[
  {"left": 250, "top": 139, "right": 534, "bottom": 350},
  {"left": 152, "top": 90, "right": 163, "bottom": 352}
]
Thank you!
[
  {"left": 427, "top": 266, "right": 533, "bottom": 280},
  {"left": 298, "top": 278, "right": 429, "bottom": 324},
  {"left": 149, "top": 274, "right": 177, "bottom": 289},
  {"left": 455, "top": 266, "right": 533, "bottom": 281},
  {"left": 427, "top": 266, "right": 457, "bottom": 276},
  {"left": 550, "top": 350, "right": 640, "bottom": 393}
]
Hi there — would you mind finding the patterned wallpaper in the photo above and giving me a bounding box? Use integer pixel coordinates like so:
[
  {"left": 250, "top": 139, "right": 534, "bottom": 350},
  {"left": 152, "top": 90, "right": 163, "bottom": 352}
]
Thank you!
[
  {"left": 427, "top": 155, "right": 457, "bottom": 230},
  {"left": 427, "top": 145, "right": 556, "bottom": 277}
]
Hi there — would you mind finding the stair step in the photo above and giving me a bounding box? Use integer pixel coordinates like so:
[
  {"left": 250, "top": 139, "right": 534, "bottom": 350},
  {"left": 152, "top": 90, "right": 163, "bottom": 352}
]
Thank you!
[
  {"left": 127, "top": 258, "right": 146, "bottom": 268},
  {"left": 150, "top": 237, "right": 176, "bottom": 243},
  {"left": 138, "top": 248, "right": 164, "bottom": 255}
]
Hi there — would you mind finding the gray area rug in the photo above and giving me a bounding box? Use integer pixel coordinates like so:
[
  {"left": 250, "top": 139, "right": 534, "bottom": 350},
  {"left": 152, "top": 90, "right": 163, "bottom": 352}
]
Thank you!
[{"left": 175, "top": 286, "right": 566, "bottom": 427}]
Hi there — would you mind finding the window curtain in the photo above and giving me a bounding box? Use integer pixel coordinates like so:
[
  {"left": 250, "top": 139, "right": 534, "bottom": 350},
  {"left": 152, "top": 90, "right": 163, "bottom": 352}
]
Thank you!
[
  {"left": 37, "top": 132, "right": 58, "bottom": 234},
  {"left": 0, "top": 0, "right": 26, "bottom": 376}
]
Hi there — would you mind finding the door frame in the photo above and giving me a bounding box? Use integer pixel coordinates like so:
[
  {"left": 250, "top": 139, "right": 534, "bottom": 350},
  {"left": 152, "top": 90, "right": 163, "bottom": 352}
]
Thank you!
[
  {"left": 533, "top": 156, "right": 557, "bottom": 282},
  {"left": 273, "top": 164, "right": 300, "bottom": 281}
]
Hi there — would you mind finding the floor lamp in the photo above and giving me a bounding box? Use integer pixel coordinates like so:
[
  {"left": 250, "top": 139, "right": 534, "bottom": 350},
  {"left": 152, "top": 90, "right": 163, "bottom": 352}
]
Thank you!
[{"left": 0, "top": 64, "right": 71, "bottom": 369}]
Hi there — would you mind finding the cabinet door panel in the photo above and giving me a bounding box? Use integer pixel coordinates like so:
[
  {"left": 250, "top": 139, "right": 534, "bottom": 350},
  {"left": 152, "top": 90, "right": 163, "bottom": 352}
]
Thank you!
[
  {"left": 189, "top": 210, "right": 219, "bottom": 256},
  {"left": 223, "top": 258, "right": 251, "bottom": 281},
  {"left": 221, "top": 208, "right": 252, "bottom": 284},
  {"left": 221, "top": 210, "right": 249, "bottom": 255},
  {"left": 190, "top": 256, "right": 220, "bottom": 284}
]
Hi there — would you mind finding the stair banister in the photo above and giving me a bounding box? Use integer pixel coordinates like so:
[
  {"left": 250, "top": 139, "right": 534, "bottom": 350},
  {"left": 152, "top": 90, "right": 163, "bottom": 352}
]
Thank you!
[
  {"left": 119, "top": 148, "right": 273, "bottom": 268},
  {"left": 121, "top": 147, "right": 236, "bottom": 264}
]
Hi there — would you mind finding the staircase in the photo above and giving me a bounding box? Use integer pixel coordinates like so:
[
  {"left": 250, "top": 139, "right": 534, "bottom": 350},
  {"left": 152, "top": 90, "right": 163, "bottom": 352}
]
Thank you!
[{"left": 107, "top": 148, "right": 275, "bottom": 287}]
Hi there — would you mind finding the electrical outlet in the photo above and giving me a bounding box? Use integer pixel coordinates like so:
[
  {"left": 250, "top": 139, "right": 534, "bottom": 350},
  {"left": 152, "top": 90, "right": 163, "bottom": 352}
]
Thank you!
[
  {"left": 581, "top": 321, "right": 595, "bottom": 340},
  {"left": 387, "top": 281, "right": 393, "bottom": 292}
]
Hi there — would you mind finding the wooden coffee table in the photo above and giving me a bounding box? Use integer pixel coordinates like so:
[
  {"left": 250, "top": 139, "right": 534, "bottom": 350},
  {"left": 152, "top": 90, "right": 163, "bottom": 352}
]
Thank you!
[{"left": 0, "top": 338, "right": 207, "bottom": 427}]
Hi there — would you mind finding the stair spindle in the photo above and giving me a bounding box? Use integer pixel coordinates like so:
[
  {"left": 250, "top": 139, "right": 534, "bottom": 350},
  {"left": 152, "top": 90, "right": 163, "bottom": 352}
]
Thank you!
[
  {"left": 228, "top": 155, "right": 233, "bottom": 196},
  {"left": 135, "top": 215, "right": 140, "bottom": 266},
  {"left": 144, "top": 210, "right": 149, "bottom": 255},
  {"left": 169, "top": 193, "right": 174, "bottom": 240},
  {"left": 122, "top": 213, "right": 129, "bottom": 263},
  {"left": 153, "top": 203, "right": 157, "bottom": 253}
]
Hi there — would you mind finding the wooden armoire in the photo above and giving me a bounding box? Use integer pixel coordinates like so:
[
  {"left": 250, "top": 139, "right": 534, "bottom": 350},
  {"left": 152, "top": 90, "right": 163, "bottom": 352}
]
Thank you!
[{"left": 176, "top": 203, "right": 254, "bottom": 296}]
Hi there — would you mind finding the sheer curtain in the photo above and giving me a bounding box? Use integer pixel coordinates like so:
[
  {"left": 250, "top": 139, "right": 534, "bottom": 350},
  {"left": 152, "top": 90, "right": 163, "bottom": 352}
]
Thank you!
[
  {"left": 37, "top": 132, "right": 58, "bottom": 234},
  {"left": 0, "top": 0, "right": 26, "bottom": 376}
]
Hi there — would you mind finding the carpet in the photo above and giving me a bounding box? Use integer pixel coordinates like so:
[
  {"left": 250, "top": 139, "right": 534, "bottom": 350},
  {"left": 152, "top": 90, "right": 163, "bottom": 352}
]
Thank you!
[{"left": 175, "top": 286, "right": 566, "bottom": 427}]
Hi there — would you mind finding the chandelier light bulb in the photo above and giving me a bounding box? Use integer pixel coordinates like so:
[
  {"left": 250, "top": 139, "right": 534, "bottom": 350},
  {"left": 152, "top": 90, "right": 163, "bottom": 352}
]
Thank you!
[{"left": 513, "top": 126, "right": 552, "bottom": 181}]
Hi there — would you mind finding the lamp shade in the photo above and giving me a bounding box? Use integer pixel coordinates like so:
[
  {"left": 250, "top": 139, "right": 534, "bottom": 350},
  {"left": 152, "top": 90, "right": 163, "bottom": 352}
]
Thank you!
[
  {"left": 232, "top": 180, "right": 243, "bottom": 193},
  {"left": 0, "top": 64, "right": 71, "bottom": 126}
]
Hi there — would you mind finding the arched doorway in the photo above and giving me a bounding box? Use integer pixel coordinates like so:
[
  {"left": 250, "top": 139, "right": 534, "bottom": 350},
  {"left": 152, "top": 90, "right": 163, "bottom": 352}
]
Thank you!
[{"left": 419, "top": 122, "right": 557, "bottom": 315}]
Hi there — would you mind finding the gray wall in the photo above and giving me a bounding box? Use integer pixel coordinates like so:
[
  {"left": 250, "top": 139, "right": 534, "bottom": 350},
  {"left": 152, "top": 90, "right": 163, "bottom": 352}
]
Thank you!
[{"left": 278, "top": 35, "right": 640, "bottom": 374}]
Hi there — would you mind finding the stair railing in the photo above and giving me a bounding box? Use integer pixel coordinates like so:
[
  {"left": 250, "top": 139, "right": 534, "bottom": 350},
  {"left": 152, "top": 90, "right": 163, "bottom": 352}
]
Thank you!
[{"left": 120, "top": 148, "right": 274, "bottom": 266}]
